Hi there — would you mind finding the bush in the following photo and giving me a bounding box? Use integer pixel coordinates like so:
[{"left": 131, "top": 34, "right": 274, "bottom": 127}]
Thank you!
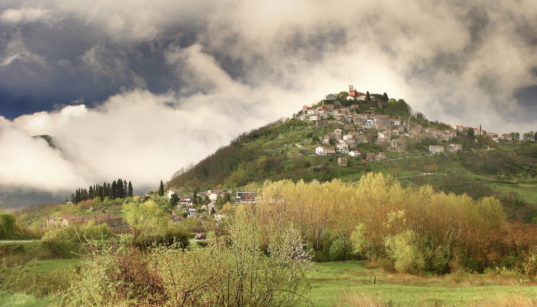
[
  {"left": 0, "top": 213, "right": 15, "bottom": 239},
  {"left": 384, "top": 230, "right": 424, "bottom": 274},
  {"left": 329, "top": 238, "right": 347, "bottom": 261},
  {"left": 64, "top": 206, "right": 312, "bottom": 306},
  {"left": 41, "top": 221, "right": 112, "bottom": 258}
]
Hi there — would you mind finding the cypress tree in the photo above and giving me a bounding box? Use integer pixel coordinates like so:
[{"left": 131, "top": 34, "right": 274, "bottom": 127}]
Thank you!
[
  {"left": 159, "top": 180, "right": 164, "bottom": 197},
  {"left": 111, "top": 181, "right": 117, "bottom": 199},
  {"left": 128, "top": 181, "right": 133, "bottom": 197},
  {"left": 117, "top": 179, "right": 124, "bottom": 198}
]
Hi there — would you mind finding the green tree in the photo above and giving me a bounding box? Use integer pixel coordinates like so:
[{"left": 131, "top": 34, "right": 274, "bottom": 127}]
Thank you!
[
  {"left": 467, "top": 128, "right": 475, "bottom": 138},
  {"left": 128, "top": 181, "right": 133, "bottom": 197},
  {"left": 158, "top": 180, "right": 164, "bottom": 197},
  {"left": 383, "top": 92, "right": 389, "bottom": 101},
  {"left": 123, "top": 200, "right": 168, "bottom": 242},
  {"left": 0, "top": 213, "right": 16, "bottom": 239},
  {"left": 170, "top": 193, "right": 179, "bottom": 207},
  {"left": 365, "top": 91, "right": 371, "bottom": 101}
]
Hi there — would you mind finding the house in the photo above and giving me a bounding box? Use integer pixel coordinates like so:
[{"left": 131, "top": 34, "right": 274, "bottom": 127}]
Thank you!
[
  {"left": 235, "top": 192, "right": 256, "bottom": 203},
  {"left": 333, "top": 129, "right": 343, "bottom": 139},
  {"left": 501, "top": 134, "right": 513, "bottom": 142},
  {"left": 346, "top": 139, "right": 356, "bottom": 149},
  {"left": 366, "top": 153, "right": 376, "bottom": 161},
  {"left": 378, "top": 132, "right": 387, "bottom": 139},
  {"left": 390, "top": 119, "right": 401, "bottom": 126},
  {"left": 429, "top": 145, "right": 445, "bottom": 155},
  {"left": 336, "top": 141, "right": 349, "bottom": 153},
  {"left": 325, "top": 147, "right": 336, "bottom": 155},
  {"left": 207, "top": 190, "right": 225, "bottom": 201},
  {"left": 308, "top": 115, "right": 319, "bottom": 121},
  {"left": 343, "top": 134, "right": 354, "bottom": 141},
  {"left": 179, "top": 198, "right": 192, "bottom": 206},
  {"left": 355, "top": 134, "right": 369, "bottom": 143},
  {"left": 390, "top": 138, "right": 406, "bottom": 152},
  {"left": 348, "top": 150, "right": 361, "bottom": 158},
  {"left": 46, "top": 215, "right": 77, "bottom": 228},
  {"left": 338, "top": 157, "right": 348, "bottom": 167},
  {"left": 486, "top": 132, "right": 499, "bottom": 142},
  {"left": 365, "top": 119, "right": 375, "bottom": 129},
  {"left": 447, "top": 144, "right": 463, "bottom": 153},
  {"left": 322, "top": 135, "right": 331, "bottom": 145},
  {"left": 186, "top": 208, "right": 198, "bottom": 217},
  {"left": 355, "top": 92, "right": 366, "bottom": 100},
  {"left": 315, "top": 146, "right": 328, "bottom": 156},
  {"left": 376, "top": 152, "right": 387, "bottom": 160},
  {"left": 167, "top": 190, "right": 176, "bottom": 199}
]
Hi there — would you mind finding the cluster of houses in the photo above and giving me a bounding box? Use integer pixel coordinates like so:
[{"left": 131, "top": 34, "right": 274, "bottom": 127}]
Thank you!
[
  {"left": 167, "top": 189, "right": 256, "bottom": 220},
  {"left": 299, "top": 86, "right": 513, "bottom": 164}
]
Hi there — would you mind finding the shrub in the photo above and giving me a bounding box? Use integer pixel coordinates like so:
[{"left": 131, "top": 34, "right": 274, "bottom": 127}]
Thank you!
[
  {"left": 64, "top": 206, "right": 312, "bottom": 306},
  {"left": 41, "top": 221, "right": 112, "bottom": 258},
  {"left": 329, "top": 238, "right": 347, "bottom": 261},
  {"left": 384, "top": 230, "right": 424, "bottom": 274},
  {"left": 0, "top": 213, "right": 15, "bottom": 239}
]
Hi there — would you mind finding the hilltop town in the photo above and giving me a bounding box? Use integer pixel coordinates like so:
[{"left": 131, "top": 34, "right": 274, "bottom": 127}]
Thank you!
[{"left": 296, "top": 85, "right": 514, "bottom": 166}]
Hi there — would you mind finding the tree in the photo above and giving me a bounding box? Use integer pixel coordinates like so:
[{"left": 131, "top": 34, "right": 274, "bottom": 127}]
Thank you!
[
  {"left": 159, "top": 180, "right": 164, "bottom": 197},
  {"left": 128, "top": 181, "right": 133, "bottom": 197},
  {"left": 123, "top": 200, "right": 168, "bottom": 242},
  {"left": 467, "top": 128, "right": 475, "bottom": 138},
  {"left": 383, "top": 92, "right": 389, "bottom": 101},
  {"left": 365, "top": 91, "right": 371, "bottom": 101},
  {"left": 111, "top": 181, "right": 117, "bottom": 199},
  {"left": 170, "top": 193, "right": 179, "bottom": 207}
]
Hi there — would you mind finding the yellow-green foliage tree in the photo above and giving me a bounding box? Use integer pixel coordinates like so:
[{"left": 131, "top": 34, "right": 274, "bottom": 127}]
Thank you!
[
  {"left": 123, "top": 200, "right": 168, "bottom": 242},
  {"left": 256, "top": 173, "right": 507, "bottom": 272}
]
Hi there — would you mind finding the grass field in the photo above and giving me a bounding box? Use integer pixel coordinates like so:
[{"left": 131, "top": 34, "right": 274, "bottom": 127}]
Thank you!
[
  {"left": 2, "top": 258, "right": 537, "bottom": 306},
  {"left": 307, "top": 261, "right": 537, "bottom": 306},
  {"left": 25, "top": 258, "right": 80, "bottom": 274}
]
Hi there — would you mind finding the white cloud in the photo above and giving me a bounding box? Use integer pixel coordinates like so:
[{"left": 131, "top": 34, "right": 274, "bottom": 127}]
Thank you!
[
  {"left": 2, "top": 0, "right": 537, "bottom": 196},
  {"left": 0, "top": 7, "right": 52, "bottom": 24}
]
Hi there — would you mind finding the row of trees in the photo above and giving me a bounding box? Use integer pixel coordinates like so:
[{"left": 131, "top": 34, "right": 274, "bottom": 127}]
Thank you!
[
  {"left": 70, "top": 179, "right": 133, "bottom": 204},
  {"left": 255, "top": 173, "right": 537, "bottom": 274}
]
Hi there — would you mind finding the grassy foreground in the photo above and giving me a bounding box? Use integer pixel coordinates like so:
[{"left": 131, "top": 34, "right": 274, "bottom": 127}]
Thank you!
[
  {"left": 307, "top": 261, "right": 537, "bottom": 306},
  {"left": 3, "top": 259, "right": 537, "bottom": 306}
]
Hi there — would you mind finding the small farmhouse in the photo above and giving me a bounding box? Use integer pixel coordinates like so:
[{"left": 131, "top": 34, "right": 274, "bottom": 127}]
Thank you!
[{"left": 429, "top": 145, "right": 445, "bottom": 155}]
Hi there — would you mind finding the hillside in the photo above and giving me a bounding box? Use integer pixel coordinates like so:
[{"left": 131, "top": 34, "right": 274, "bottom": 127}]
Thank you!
[{"left": 170, "top": 90, "right": 537, "bottom": 221}]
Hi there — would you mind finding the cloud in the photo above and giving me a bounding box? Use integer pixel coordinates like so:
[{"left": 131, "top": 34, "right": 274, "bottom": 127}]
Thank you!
[
  {"left": 0, "top": 7, "right": 52, "bottom": 24},
  {"left": 1, "top": 0, "right": 537, "bottom": 196}
]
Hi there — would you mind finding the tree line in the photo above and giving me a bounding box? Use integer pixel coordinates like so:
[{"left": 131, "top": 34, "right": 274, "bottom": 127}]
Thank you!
[
  {"left": 70, "top": 179, "right": 133, "bottom": 204},
  {"left": 256, "top": 173, "right": 537, "bottom": 275}
]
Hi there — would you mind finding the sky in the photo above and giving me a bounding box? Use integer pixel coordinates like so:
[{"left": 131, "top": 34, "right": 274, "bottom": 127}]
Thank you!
[{"left": 1, "top": 0, "right": 537, "bottom": 195}]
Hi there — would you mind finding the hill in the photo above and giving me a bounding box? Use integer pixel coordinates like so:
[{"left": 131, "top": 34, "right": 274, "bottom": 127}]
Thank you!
[{"left": 169, "top": 90, "right": 537, "bottom": 221}]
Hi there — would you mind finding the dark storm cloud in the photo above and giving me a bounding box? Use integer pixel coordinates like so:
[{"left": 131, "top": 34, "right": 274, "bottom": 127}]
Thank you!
[{"left": 1, "top": 0, "right": 537, "bottom": 193}]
